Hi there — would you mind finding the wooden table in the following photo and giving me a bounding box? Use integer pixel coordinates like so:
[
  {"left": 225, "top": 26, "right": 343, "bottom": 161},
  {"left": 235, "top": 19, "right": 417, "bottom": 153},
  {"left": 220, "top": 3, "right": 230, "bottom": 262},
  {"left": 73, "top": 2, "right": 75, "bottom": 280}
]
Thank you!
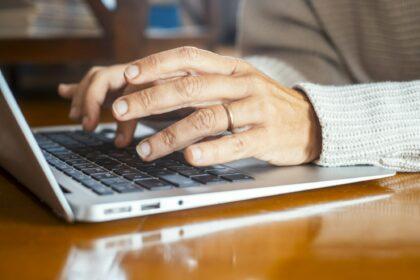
[{"left": 1, "top": 99, "right": 419, "bottom": 280}]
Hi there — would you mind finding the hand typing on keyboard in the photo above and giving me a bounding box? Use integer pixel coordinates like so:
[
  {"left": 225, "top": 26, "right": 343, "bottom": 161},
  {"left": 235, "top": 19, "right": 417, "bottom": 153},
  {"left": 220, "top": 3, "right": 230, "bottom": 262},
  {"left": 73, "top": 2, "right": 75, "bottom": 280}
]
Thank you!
[
  {"left": 58, "top": 47, "right": 321, "bottom": 167},
  {"left": 36, "top": 131, "right": 253, "bottom": 195}
]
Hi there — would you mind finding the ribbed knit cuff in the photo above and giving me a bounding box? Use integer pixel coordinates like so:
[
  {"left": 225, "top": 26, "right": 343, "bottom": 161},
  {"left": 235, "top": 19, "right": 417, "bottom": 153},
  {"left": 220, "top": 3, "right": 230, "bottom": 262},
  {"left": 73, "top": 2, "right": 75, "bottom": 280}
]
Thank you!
[
  {"left": 295, "top": 82, "right": 420, "bottom": 171},
  {"left": 244, "top": 55, "right": 307, "bottom": 87}
]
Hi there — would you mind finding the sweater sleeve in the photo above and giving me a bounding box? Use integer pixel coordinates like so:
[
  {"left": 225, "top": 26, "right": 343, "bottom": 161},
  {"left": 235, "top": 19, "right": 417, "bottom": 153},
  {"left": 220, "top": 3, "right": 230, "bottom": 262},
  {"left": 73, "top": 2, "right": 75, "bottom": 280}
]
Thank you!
[{"left": 296, "top": 82, "right": 420, "bottom": 172}]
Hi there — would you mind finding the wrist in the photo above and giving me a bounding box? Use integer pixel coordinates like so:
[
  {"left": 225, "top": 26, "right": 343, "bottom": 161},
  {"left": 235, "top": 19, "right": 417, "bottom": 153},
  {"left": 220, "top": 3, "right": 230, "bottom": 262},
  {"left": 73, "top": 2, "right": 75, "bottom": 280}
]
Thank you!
[{"left": 292, "top": 87, "right": 322, "bottom": 163}]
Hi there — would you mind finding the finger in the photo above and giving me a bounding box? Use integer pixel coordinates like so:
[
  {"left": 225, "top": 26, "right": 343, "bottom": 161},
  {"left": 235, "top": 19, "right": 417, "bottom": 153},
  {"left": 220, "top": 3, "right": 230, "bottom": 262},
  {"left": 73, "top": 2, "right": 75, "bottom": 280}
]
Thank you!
[
  {"left": 112, "top": 75, "right": 254, "bottom": 122},
  {"left": 68, "top": 69, "right": 99, "bottom": 121},
  {"left": 115, "top": 120, "right": 137, "bottom": 148},
  {"left": 69, "top": 86, "right": 84, "bottom": 121},
  {"left": 124, "top": 46, "right": 250, "bottom": 85},
  {"left": 136, "top": 105, "right": 227, "bottom": 161},
  {"left": 135, "top": 99, "right": 264, "bottom": 161},
  {"left": 82, "top": 65, "right": 128, "bottom": 131},
  {"left": 184, "top": 127, "right": 265, "bottom": 166},
  {"left": 58, "top": 83, "right": 77, "bottom": 99}
]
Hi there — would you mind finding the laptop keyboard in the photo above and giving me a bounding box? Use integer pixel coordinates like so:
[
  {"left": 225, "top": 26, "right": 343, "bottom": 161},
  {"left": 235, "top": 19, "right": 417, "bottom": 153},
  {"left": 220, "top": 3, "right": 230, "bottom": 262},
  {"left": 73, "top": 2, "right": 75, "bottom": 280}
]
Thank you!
[{"left": 34, "top": 130, "right": 254, "bottom": 195}]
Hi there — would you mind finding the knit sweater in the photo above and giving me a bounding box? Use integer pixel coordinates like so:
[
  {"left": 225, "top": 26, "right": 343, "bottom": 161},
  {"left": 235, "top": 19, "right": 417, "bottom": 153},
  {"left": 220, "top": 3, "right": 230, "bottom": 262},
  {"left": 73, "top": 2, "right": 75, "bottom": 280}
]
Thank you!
[{"left": 237, "top": 0, "right": 420, "bottom": 172}]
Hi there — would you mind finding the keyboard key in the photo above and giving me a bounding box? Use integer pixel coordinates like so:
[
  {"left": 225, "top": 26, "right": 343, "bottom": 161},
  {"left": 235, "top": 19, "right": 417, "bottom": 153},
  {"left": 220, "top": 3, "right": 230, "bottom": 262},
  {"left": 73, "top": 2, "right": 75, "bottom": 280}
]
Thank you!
[
  {"left": 221, "top": 174, "right": 254, "bottom": 182},
  {"left": 44, "top": 146, "right": 67, "bottom": 153},
  {"left": 148, "top": 169, "right": 176, "bottom": 177},
  {"left": 73, "top": 163, "right": 98, "bottom": 170},
  {"left": 192, "top": 174, "right": 225, "bottom": 184},
  {"left": 206, "top": 167, "right": 239, "bottom": 176},
  {"left": 113, "top": 167, "right": 139, "bottom": 175},
  {"left": 100, "top": 177, "right": 129, "bottom": 186},
  {"left": 111, "top": 183, "right": 144, "bottom": 193},
  {"left": 135, "top": 179, "right": 173, "bottom": 191},
  {"left": 62, "top": 168, "right": 89, "bottom": 181},
  {"left": 154, "top": 159, "right": 180, "bottom": 167},
  {"left": 91, "top": 172, "right": 117, "bottom": 180},
  {"left": 167, "top": 165, "right": 195, "bottom": 173},
  {"left": 94, "top": 158, "right": 120, "bottom": 165},
  {"left": 71, "top": 172, "right": 91, "bottom": 182},
  {"left": 53, "top": 162, "right": 69, "bottom": 171},
  {"left": 101, "top": 163, "right": 125, "bottom": 170},
  {"left": 129, "top": 162, "right": 156, "bottom": 170},
  {"left": 158, "top": 174, "right": 200, "bottom": 187},
  {"left": 123, "top": 172, "right": 152, "bottom": 181},
  {"left": 178, "top": 169, "right": 205, "bottom": 177},
  {"left": 82, "top": 179, "right": 103, "bottom": 189},
  {"left": 67, "top": 159, "right": 89, "bottom": 166},
  {"left": 84, "top": 151, "right": 103, "bottom": 159},
  {"left": 196, "top": 164, "right": 225, "bottom": 170},
  {"left": 90, "top": 185, "right": 114, "bottom": 195},
  {"left": 81, "top": 180, "right": 113, "bottom": 195},
  {"left": 57, "top": 154, "right": 81, "bottom": 161},
  {"left": 82, "top": 167, "right": 108, "bottom": 175}
]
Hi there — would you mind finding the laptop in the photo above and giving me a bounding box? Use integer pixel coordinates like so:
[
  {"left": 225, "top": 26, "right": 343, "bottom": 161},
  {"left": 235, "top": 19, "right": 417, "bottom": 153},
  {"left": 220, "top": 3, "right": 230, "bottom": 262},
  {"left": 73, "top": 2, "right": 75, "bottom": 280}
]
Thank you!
[{"left": 0, "top": 71, "right": 395, "bottom": 222}]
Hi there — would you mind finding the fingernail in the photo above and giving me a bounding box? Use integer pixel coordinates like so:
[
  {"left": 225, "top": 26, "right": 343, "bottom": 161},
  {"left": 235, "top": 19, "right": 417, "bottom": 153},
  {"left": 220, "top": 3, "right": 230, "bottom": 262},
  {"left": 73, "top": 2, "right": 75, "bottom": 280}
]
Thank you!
[
  {"left": 125, "top": 65, "right": 139, "bottom": 79},
  {"left": 137, "top": 141, "right": 151, "bottom": 158},
  {"left": 191, "top": 146, "right": 202, "bottom": 162},
  {"left": 115, "top": 133, "right": 125, "bottom": 146},
  {"left": 69, "top": 107, "right": 79, "bottom": 118},
  {"left": 114, "top": 99, "right": 128, "bottom": 116},
  {"left": 82, "top": 116, "right": 89, "bottom": 128}
]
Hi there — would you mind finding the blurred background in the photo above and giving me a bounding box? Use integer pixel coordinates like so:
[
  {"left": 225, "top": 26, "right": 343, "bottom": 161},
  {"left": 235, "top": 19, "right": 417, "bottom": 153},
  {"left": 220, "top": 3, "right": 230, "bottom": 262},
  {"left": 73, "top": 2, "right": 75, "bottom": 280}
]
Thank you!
[{"left": 0, "top": 0, "right": 240, "bottom": 99}]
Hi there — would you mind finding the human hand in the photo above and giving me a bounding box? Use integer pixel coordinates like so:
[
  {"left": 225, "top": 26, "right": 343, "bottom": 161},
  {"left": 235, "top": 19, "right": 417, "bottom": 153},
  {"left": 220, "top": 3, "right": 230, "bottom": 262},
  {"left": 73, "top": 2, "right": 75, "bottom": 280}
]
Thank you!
[
  {"left": 58, "top": 64, "right": 140, "bottom": 148},
  {"left": 111, "top": 47, "right": 322, "bottom": 166}
]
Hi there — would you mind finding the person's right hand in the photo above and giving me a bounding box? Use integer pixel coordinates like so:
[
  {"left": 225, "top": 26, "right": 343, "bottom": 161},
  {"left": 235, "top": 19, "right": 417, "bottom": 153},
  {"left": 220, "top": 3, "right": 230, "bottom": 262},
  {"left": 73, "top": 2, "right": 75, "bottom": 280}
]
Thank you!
[{"left": 58, "top": 64, "right": 141, "bottom": 148}]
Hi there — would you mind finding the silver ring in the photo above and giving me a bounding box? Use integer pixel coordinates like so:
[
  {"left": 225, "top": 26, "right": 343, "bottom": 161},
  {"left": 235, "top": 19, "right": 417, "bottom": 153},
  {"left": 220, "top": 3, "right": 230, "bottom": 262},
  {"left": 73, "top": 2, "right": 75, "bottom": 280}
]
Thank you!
[{"left": 222, "top": 103, "right": 234, "bottom": 132}]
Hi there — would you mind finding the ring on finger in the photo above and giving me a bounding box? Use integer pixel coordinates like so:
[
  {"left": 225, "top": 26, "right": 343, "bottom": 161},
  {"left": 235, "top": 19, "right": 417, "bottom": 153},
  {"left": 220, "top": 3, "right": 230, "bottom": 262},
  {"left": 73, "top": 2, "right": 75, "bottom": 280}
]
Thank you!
[{"left": 222, "top": 103, "right": 235, "bottom": 132}]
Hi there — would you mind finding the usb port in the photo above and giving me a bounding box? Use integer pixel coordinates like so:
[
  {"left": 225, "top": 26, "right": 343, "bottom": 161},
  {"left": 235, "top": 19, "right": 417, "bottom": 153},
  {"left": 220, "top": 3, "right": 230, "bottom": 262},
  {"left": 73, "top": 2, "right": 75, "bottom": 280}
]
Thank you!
[{"left": 141, "top": 202, "right": 160, "bottom": 211}]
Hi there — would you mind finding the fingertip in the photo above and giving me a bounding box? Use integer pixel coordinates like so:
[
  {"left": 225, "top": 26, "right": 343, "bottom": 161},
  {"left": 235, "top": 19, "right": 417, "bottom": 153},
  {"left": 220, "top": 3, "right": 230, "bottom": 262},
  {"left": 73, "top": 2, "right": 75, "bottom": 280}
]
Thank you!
[
  {"left": 58, "top": 84, "right": 69, "bottom": 97},
  {"left": 114, "top": 133, "right": 129, "bottom": 148},
  {"left": 136, "top": 140, "right": 152, "bottom": 160},
  {"left": 69, "top": 107, "right": 80, "bottom": 120},
  {"left": 124, "top": 65, "right": 140, "bottom": 82},
  {"left": 58, "top": 83, "right": 68, "bottom": 92},
  {"left": 112, "top": 99, "right": 129, "bottom": 119},
  {"left": 184, "top": 145, "right": 204, "bottom": 166},
  {"left": 82, "top": 116, "right": 96, "bottom": 132}
]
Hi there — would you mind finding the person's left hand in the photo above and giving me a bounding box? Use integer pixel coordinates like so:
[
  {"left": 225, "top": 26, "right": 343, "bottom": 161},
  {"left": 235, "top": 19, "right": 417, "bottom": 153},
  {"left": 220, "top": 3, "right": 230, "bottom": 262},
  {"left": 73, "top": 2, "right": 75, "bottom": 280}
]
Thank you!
[{"left": 110, "top": 47, "right": 321, "bottom": 166}]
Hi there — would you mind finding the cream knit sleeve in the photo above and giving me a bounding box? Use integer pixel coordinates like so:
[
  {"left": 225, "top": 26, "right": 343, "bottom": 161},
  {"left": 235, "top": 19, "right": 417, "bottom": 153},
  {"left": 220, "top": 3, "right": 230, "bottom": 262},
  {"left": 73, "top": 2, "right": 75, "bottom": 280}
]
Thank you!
[{"left": 296, "top": 82, "right": 420, "bottom": 172}]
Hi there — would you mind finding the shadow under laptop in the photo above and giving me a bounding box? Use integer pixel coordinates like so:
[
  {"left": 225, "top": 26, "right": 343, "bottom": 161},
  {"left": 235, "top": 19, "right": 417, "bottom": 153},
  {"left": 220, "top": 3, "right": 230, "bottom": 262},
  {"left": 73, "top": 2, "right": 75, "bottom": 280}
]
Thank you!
[{"left": 58, "top": 179, "right": 399, "bottom": 280}]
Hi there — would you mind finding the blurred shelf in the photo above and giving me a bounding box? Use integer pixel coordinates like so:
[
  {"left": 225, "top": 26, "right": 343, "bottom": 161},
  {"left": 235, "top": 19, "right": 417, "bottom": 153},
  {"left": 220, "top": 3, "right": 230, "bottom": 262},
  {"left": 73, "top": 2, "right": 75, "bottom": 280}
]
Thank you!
[{"left": 0, "top": 0, "right": 220, "bottom": 65}]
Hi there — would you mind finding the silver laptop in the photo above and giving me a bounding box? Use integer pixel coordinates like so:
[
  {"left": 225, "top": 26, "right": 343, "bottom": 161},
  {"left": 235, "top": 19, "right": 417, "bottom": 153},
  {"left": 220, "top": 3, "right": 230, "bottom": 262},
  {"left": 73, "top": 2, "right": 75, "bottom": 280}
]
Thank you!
[{"left": 0, "top": 71, "right": 395, "bottom": 222}]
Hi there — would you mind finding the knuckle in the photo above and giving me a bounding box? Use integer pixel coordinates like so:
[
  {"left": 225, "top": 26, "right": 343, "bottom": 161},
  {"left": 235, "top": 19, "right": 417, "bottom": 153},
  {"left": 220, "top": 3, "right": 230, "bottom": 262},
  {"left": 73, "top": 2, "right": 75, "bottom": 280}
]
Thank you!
[
  {"left": 232, "top": 135, "right": 247, "bottom": 153},
  {"left": 174, "top": 76, "right": 203, "bottom": 100},
  {"left": 160, "top": 129, "right": 178, "bottom": 149},
  {"left": 87, "top": 66, "right": 102, "bottom": 76},
  {"left": 144, "top": 54, "right": 161, "bottom": 70},
  {"left": 240, "top": 60, "right": 254, "bottom": 71},
  {"left": 239, "top": 74, "right": 258, "bottom": 95},
  {"left": 241, "top": 74, "right": 264, "bottom": 94},
  {"left": 135, "top": 90, "right": 155, "bottom": 111},
  {"left": 258, "top": 96, "right": 276, "bottom": 116},
  {"left": 178, "top": 46, "right": 200, "bottom": 62},
  {"left": 190, "top": 108, "right": 217, "bottom": 132},
  {"left": 229, "top": 57, "right": 245, "bottom": 74},
  {"left": 90, "top": 70, "right": 104, "bottom": 83}
]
